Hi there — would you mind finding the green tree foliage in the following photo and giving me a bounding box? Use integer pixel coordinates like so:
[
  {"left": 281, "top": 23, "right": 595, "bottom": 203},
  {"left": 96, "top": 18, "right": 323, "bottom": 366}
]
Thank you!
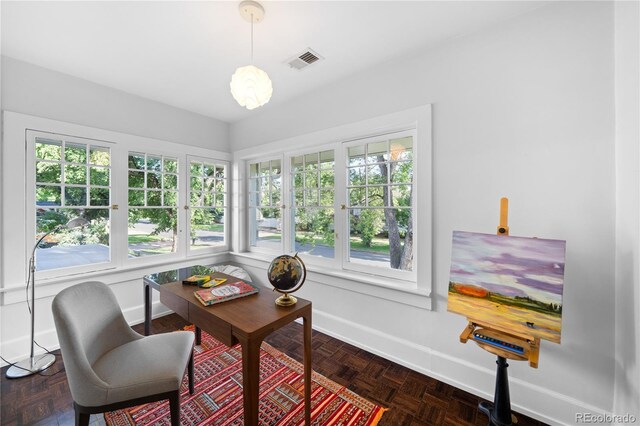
[
  {"left": 295, "top": 208, "right": 334, "bottom": 247},
  {"left": 127, "top": 163, "right": 178, "bottom": 251},
  {"left": 357, "top": 209, "right": 384, "bottom": 247},
  {"left": 37, "top": 210, "right": 68, "bottom": 233},
  {"left": 36, "top": 209, "right": 109, "bottom": 246}
]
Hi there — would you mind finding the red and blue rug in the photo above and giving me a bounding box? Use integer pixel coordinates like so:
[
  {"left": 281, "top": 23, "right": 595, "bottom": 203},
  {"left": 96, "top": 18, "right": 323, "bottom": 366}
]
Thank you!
[{"left": 104, "top": 328, "right": 386, "bottom": 425}]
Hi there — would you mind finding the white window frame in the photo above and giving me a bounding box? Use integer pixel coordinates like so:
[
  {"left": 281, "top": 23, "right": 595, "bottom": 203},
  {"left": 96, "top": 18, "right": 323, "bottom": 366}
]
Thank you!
[
  {"left": 341, "top": 129, "right": 418, "bottom": 282},
  {"left": 284, "top": 146, "right": 339, "bottom": 268},
  {"left": 246, "top": 155, "right": 285, "bottom": 255},
  {"left": 125, "top": 148, "right": 186, "bottom": 266},
  {"left": 237, "top": 106, "right": 431, "bottom": 296},
  {"left": 3, "top": 112, "right": 231, "bottom": 293},
  {"left": 27, "top": 130, "right": 118, "bottom": 279},
  {"left": 186, "top": 155, "right": 231, "bottom": 256}
]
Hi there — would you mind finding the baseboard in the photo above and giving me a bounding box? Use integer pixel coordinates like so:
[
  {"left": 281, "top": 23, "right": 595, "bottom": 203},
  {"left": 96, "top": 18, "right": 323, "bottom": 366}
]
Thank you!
[
  {"left": 311, "top": 309, "right": 610, "bottom": 426},
  {"left": 0, "top": 301, "right": 171, "bottom": 365},
  {"left": 1, "top": 302, "right": 610, "bottom": 426}
]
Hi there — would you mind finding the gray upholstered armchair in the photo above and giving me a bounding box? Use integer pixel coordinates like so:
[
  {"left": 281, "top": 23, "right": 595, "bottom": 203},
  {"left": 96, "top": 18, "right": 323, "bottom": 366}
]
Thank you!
[{"left": 52, "top": 281, "right": 194, "bottom": 426}]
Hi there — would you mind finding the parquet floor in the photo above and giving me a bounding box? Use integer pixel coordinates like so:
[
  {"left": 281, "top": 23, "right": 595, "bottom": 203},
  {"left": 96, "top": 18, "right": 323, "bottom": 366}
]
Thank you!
[{"left": 1, "top": 313, "right": 547, "bottom": 425}]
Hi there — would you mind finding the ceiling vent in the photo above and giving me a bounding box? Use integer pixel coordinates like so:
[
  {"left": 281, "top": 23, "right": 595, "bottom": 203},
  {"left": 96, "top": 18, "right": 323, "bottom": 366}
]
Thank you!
[{"left": 287, "top": 48, "right": 323, "bottom": 70}]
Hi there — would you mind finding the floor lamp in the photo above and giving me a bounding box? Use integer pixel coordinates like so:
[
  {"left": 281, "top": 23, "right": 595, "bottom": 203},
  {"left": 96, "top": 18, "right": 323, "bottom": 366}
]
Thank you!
[{"left": 5, "top": 217, "right": 89, "bottom": 379}]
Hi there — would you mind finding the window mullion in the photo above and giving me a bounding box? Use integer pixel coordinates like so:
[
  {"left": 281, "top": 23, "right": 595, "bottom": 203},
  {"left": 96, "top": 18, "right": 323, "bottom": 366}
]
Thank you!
[
  {"left": 112, "top": 144, "right": 127, "bottom": 269},
  {"left": 334, "top": 144, "right": 346, "bottom": 268},
  {"left": 178, "top": 155, "right": 188, "bottom": 257},
  {"left": 282, "top": 153, "right": 292, "bottom": 254}
]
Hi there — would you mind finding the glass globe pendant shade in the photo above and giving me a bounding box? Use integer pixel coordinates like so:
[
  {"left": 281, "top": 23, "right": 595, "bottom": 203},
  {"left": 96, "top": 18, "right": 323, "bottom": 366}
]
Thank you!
[{"left": 230, "top": 65, "right": 273, "bottom": 110}]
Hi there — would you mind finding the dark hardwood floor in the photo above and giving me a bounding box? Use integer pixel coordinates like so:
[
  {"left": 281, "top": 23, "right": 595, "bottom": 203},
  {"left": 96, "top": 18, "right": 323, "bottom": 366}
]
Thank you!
[{"left": 1, "top": 313, "right": 547, "bottom": 425}]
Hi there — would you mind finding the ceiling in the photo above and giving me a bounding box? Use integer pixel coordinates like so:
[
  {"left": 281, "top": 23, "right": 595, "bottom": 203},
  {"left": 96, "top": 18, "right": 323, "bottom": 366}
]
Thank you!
[{"left": 1, "top": 1, "right": 545, "bottom": 123}]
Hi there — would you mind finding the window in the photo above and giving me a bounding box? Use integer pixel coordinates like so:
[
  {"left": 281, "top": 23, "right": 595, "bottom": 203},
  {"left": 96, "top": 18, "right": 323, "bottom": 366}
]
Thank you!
[
  {"left": 127, "top": 152, "right": 180, "bottom": 258},
  {"left": 188, "top": 159, "right": 228, "bottom": 252},
  {"left": 33, "top": 133, "right": 112, "bottom": 271},
  {"left": 290, "top": 150, "right": 335, "bottom": 259},
  {"left": 248, "top": 158, "right": 282, "bottom": 250},
  {"left": 244, "top": 129, "right": 416, "bottom": 282},
  {"left": 14, "top": 114, "right": 231, "bottom": 284},
  {"left": 344, "top": 131, "right": 414, "bottom": 277}
]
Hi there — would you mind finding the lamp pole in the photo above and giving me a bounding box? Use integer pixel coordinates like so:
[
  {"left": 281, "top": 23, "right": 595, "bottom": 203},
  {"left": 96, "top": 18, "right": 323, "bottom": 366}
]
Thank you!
[{"left": 5, "top": 218, "right": 88, "bottom": 379}]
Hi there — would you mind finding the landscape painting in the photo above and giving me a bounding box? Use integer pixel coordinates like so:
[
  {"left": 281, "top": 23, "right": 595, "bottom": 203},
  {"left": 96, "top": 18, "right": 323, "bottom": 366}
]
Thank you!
[{"left": 448, "top": 231, "right": 566, "bottom": 343}]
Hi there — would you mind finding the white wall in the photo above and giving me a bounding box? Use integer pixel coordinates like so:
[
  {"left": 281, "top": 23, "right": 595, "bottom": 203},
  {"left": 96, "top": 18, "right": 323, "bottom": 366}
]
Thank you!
[
  {"left": 230, "top": 2, "right": 619, "bottom": 424},
  {"left": 1, "top": 56, "right": 229, "bottom": 151},
  {"left": 614, "top": 0, "right": 640, "bottom": 421},
  {"left": 0, "top": 58, "right": 231, "bottom": 363}
]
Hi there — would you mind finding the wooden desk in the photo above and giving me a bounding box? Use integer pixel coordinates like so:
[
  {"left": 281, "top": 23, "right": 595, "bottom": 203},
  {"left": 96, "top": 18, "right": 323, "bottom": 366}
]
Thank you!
[
  {"left": 143, "top": 264, "right": 220, "bottom": 339},
  {"left": 160, "top": 273, "right": 312, "bottom": 426}
]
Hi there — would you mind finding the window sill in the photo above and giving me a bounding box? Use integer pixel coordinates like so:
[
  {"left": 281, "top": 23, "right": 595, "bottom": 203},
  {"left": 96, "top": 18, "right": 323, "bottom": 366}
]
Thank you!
[
  {"left": 230, "top": 251, "right": 432, "bottom": 310},
  {"left": 1, "top": 251, "right": 232, "bottom": 305}
]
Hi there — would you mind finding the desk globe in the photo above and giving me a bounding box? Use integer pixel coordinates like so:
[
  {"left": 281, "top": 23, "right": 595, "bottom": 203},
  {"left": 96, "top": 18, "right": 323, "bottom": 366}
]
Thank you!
[{"left": 267, "top": 254, "right": 306, "bottom": 306}]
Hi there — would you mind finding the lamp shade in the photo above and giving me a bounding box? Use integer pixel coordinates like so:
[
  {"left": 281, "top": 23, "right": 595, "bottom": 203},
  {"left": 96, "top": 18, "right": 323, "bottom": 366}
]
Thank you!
[{"left": 230, "top": 65, "right": 273, "bottom": 110}]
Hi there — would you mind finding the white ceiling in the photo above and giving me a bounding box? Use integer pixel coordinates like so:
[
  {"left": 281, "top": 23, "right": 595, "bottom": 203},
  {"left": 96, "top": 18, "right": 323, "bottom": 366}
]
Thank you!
[{"left": 1, "top": 1, "right": 545, "bottom": 123}]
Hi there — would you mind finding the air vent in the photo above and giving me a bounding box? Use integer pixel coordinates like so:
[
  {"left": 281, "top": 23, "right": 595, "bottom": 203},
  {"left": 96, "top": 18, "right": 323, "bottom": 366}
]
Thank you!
[{"left": 287, "top": 48, "right": 323, "bottom": 70}]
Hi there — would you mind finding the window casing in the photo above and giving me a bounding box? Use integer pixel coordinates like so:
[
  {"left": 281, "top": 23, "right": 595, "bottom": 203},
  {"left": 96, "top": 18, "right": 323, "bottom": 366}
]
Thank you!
[
  {"left": 247, "top": 158, "right": 283, "bottom": 252},
  {"left": 188, "top": 157, "right": 228, "bottom": 253},
  {"left": 290, "top": 150, "right": 335, "bottom": 259},
  {"left": 343, "top": 130, "right": 415, "bottom": 281},
  {"left": 245, "top": 128, "right": 417, "bottom": 283},
  {"left": 127, "top": 151, "right": 181, "bottom": 260},
  {"left": 26, "top": 129, "right": 229, "bottom": 279},
  {"left": 32, "top": 132, "right": 113, "bottom": 274}
]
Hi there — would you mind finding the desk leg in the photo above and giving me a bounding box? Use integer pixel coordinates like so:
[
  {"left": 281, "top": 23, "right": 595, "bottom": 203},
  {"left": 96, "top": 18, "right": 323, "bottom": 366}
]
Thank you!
[
  {"left": 144, "top": 283, "right": 152, "bottom": 336},
  {"left": 303, "top": 312, "right": 312, "bottom": 426},
  {"left": 239, "top": 336, "right": 263, "bottom": 426},
  {"left": 195, "top": 327, "right": 202, "bottom": 346}
]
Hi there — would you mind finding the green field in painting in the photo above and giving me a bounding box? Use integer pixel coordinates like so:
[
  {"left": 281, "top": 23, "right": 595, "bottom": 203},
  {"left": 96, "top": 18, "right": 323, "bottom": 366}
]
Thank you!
[{"left": 448, "top": 291, "right": 562, "bottom": 343}]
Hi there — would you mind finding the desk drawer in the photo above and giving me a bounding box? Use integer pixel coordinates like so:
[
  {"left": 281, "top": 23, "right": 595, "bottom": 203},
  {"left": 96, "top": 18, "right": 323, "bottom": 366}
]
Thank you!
[
  {"left": 189, "top": 306, "right": 234, "bottom": 346},
  {"left": 161, "top": 292, "right": 189, "bottom": 318}
]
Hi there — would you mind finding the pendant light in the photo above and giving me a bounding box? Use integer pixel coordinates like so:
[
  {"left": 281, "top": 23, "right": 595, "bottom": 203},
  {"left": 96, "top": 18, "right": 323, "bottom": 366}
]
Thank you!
[{"left": 230, "top": 1, "right": 273, "bottom": 110}]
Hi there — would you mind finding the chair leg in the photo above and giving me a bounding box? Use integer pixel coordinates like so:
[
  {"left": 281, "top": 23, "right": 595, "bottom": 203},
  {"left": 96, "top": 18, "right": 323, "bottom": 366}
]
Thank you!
[
  {"left": 188, "top": 350, "right": 195, "bottom": 395},
  {"left": 169, "top": 390, "right": 181, "bottom": 426},
  {"left": 75, "top": 407, "right": 90, "bottom": 426}
]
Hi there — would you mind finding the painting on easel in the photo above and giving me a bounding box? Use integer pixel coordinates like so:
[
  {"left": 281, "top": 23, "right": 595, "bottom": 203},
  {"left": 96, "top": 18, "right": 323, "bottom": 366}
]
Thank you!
[{"left": 448, "top": 231, "right": 566, "bottom": 343}]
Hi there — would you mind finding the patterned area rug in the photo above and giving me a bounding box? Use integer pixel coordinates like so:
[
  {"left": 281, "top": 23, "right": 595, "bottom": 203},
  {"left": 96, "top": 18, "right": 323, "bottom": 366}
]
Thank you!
[{"left": 104, "top": 328, "right": 386, "bottom": 425}]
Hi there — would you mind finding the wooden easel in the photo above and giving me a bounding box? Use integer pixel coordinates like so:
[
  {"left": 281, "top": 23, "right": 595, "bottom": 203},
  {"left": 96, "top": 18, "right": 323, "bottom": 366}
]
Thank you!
[{"left": 458, "top": 197, "right": 541, "bottom": 426}]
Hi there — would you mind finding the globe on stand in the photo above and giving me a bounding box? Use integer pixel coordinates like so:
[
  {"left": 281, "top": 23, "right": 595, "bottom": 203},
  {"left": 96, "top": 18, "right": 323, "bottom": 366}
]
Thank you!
[{"left": 267, "top": 253, "right": 306, "bottom": 306}]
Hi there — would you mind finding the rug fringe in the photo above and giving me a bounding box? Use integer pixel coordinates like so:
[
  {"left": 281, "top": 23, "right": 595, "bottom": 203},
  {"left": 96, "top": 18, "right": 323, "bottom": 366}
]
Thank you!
[{"left": 369, "top": 407, "right": 388, "bottom": 426}]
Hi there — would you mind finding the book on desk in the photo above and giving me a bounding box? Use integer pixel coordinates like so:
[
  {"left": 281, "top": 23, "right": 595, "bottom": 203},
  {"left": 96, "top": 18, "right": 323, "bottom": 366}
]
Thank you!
[{"left": 194, "top": 280, "right": 259, "bottom": 306}]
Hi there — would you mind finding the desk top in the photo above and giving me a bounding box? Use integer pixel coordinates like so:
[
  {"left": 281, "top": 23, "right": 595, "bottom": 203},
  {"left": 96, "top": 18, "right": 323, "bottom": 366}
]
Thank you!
[
  {"left": 160, "top": 272, "right": 311, "bottom": 340},
  {"left": 144, "top": 264, "right": 219, "bottom": 288}
]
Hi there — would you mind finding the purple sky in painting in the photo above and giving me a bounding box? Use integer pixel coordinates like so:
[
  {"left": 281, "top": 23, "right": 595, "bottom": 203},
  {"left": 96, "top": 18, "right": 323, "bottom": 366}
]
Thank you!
[{"left": 449, "top": 231, "right": 566, "bottom": 305}]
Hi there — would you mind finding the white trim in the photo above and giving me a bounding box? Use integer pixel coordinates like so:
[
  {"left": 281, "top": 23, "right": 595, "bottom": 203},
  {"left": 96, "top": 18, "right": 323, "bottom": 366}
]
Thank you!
[
  {"left": 341, "top": 128, "right": 417, "bottom": 282},
  {"left": 186, "top": 155, "right": 231, "bottom": 256},
  {"left": 312, "top": 309, "right": 611, "bottom": 426},
  {"left": 0, "top": 299, "right": 174, "bottom": 365},
  {"left": 1, "top": 111, "right": 231, "bottom": 297},
  {"left": 245, "top": 155, "right": 285, "bottom": 254},
  {"left": 1, "top": 251, "right": 231, "bottom": 304},
  {"left": 286, "top": 145, "right": 338, "bottom": 262},
  {"left": 233, "top": 105, "right": 432, "bottom": 298},
  {"left": 28, "top": 130, "right": 118, "bottom": 279},
  {"left": 231, "top": 252, "right": 431, "bottom": 309}
]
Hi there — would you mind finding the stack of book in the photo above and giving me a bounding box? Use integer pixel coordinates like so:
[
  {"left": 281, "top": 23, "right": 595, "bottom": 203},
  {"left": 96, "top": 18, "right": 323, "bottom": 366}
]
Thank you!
[{"left": 194, "top": 280, "right": 259, "bottom": 306}]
